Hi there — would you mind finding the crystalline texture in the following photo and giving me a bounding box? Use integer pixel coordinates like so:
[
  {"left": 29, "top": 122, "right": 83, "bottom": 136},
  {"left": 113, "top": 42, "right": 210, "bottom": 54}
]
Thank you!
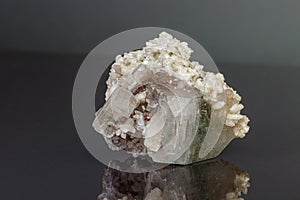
[
  {"left": 93, "top": 32, "right": 250, "bottom": 164},
  {"left": 111, "top": 87, "right": 137, "bottom": 120}
]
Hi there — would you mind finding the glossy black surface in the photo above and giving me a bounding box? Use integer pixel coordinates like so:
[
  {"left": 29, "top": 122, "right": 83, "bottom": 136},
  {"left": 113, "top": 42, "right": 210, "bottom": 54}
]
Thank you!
[{"left": 1, "top": 52, "right": 299, "bottom": 199}]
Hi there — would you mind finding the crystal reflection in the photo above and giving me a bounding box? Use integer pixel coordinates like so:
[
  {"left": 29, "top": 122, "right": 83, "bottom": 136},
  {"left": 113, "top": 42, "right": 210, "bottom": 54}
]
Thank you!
[{"left": 98, "top": 159, "right": 250, "bottom": 200}]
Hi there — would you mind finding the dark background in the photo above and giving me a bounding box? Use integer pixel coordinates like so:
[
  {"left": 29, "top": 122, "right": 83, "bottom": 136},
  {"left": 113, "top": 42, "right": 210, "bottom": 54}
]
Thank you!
[
  {"left": 1, "top": 1, "right": 300, "bottom": 199},
  {"left": 1, "top": 0, "right": 300, "bottom": 66}
]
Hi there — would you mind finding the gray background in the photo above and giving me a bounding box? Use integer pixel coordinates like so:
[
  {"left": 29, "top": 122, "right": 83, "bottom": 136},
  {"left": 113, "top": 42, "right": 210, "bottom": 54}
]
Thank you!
[
  {"left": 1, "top": 0, "right": 300, "bottom": 66},
  {"left": 1, "top": 1, "right": 300, "bottom": 200}
]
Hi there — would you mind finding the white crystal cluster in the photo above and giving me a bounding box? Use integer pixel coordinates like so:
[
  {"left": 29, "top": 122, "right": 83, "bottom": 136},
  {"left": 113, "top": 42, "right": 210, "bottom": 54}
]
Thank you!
[
  {"left": 93, "top": 32, "right": 251, "bottom": 165},
  {"left": 105, "top": 32, "right": 249, "bottom": 139}
]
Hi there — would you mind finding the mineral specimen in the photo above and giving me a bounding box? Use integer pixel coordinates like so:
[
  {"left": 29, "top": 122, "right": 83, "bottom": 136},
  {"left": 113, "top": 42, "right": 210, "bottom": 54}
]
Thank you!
[
  {"left": 93, "top": 32, "right": 250, "bottom": 164},
  {"left": 98, "top": 159, "right": 250, "bottom": 200}
]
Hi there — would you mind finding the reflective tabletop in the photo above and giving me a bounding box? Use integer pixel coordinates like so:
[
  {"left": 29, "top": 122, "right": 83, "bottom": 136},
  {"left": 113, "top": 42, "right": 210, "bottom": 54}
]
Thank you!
[{"left": 1, "top": 52, "right": 299, "bottom": 199}]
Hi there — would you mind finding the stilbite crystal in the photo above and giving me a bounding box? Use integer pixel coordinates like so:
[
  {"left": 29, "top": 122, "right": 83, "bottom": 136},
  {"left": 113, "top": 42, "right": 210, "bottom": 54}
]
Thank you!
[{"left": 93, "top": 32, "right": 250, "bottom": 164}]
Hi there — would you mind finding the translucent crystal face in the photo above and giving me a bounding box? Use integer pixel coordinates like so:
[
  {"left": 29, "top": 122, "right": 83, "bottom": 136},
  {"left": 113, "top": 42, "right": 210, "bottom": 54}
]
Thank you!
[
  {"left": 91, "top": 31, "right": 251, "bottom": 166},
  {"left": 93, "top": 64, "right": 203, "bottom": 163}
]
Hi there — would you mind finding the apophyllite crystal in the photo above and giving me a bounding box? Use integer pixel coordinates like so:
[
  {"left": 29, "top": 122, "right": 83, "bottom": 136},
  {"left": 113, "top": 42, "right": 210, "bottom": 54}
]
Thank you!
[{"left": 93, "top": 32, "right": 250, "bottom": 164}]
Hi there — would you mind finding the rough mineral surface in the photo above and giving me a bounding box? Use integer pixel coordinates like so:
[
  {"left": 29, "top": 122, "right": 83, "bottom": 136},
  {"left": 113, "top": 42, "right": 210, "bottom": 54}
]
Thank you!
[
  {"left": 93, "top": 32, "right": 250, "bottom": 164},
  {"left": 98, "top": 159, "right": 250, "bottom": 200}
]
